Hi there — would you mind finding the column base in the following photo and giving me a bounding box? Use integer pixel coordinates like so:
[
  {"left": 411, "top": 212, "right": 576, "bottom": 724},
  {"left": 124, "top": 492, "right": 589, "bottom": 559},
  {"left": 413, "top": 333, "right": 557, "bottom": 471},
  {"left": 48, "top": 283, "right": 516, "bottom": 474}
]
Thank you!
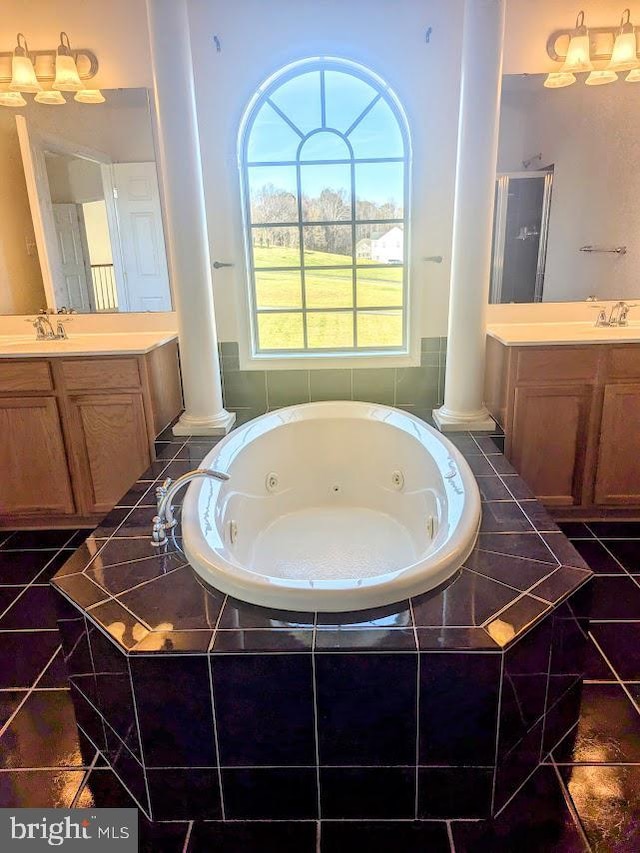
[
  {"left": 172, "top": 409, "right": 236, "bottom": 437},
  {"left": 432, "top": 405, "right": 496, "bottom": 433}
]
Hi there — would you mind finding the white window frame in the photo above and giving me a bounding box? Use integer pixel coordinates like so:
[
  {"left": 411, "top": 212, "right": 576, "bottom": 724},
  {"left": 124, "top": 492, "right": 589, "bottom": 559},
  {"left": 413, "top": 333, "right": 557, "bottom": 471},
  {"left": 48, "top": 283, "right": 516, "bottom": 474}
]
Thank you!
[{"left": 237, "top": 57, "right": 416, "bottom": 370}]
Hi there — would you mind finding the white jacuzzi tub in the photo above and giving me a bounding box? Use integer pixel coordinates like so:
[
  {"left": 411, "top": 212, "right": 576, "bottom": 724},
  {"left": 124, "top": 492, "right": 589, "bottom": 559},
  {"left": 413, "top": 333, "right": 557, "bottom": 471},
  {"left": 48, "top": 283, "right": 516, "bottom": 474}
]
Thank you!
[{"left": 182, "top": 401, "right": 481, "bottom": 612}]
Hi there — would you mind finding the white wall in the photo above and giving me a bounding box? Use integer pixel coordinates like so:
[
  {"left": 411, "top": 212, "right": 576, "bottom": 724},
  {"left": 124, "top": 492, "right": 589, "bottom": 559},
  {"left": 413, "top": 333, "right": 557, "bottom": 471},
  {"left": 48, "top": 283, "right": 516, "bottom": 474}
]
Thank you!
[
  {"left": 188, "top": 0, "right": 464, "bottom": 340},
  {"left": 498, "top": 76, "right": 640, "bottom": 302}
]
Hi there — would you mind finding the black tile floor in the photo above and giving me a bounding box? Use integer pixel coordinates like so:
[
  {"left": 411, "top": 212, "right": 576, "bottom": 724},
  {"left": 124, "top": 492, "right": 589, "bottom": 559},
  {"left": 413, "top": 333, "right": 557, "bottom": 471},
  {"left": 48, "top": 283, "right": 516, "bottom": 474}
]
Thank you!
[{"left": 0, "top": 520, "right": 639, "bottom": 851}]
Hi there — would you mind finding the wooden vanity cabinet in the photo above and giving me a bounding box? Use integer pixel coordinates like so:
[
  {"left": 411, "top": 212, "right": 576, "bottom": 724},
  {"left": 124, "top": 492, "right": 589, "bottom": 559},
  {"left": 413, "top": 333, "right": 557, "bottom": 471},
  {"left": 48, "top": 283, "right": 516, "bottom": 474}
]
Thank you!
[
  {"left": 0, "top": 395, "right": 75, "bottom": 516},
  {"left": 485, "top": 339, "right": 640, "bottom": 516},
  {"left": 593, "top": 347, "right": 640, "bottom": 506},
  {"left": 0, "top": 341, "right": 182, "bottom": 528},
  {"left": 510, "top": 383, "right": 594, "bottom": 507},
  {"left": 64, "top": 391, "right": 151, "bottom": 516}
]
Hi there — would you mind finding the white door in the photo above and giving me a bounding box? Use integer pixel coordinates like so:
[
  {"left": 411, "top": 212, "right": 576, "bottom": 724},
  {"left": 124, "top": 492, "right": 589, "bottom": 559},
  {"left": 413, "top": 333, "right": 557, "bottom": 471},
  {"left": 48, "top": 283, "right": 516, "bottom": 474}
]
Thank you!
[
  {"left": 52, "top": 204, "right": 93, "bottom": 312},
  {"left": 16, "top": 116, "right": 63, "bottom": 311},
  {"left": 112, "top": 162, "right": 172, "bottom": 312}
]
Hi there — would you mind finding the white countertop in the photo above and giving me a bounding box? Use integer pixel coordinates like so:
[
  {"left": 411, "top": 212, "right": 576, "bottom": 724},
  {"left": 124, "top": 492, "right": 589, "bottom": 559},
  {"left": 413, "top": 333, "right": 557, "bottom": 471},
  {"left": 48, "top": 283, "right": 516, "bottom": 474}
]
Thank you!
[
  {"left": 487, "top": 321, "right": 640, "bottom": 347},
  {"left": 0, "top": 331, "right": 178, "bottom": 358}
]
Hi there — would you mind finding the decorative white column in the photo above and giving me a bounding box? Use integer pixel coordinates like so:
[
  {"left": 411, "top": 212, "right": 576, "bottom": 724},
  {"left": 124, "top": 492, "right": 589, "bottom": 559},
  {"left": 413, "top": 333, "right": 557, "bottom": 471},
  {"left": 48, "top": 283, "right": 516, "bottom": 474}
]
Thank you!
[
  {"left": 433, "top": 0, "right": 505, "bottom": 432},
  {"left": 146, "top": 0, "right": 235, "bottom": 436}
]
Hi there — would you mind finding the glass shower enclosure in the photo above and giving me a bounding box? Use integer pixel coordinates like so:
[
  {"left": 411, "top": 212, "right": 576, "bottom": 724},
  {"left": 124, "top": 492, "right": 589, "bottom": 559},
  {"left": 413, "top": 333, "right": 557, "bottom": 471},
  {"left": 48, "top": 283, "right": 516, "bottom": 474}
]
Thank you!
[{"left": 490, "top": 171, "right": 553, "bottom": 303}]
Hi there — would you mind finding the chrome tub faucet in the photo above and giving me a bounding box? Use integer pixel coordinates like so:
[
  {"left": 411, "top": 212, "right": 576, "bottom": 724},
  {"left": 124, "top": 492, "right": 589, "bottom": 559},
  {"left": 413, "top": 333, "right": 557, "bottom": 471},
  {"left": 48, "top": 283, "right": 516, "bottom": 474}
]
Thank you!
[{"left": 151, "top": 468, "right": 230, "bottom": 546}]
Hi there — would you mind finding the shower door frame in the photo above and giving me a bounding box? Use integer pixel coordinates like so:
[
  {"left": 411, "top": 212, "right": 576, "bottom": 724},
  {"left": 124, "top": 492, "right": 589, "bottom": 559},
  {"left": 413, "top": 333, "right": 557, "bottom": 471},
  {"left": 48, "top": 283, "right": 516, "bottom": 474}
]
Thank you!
[{"left": 490, "top": 170, "right": 553, "bottom": 304}]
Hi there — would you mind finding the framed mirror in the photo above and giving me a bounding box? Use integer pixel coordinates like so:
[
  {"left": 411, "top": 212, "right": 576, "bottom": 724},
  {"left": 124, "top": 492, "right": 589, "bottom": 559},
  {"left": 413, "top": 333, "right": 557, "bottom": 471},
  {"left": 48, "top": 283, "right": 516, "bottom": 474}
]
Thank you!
[{"left": 0, "top": 87, "right": 173, "bottom": 315}]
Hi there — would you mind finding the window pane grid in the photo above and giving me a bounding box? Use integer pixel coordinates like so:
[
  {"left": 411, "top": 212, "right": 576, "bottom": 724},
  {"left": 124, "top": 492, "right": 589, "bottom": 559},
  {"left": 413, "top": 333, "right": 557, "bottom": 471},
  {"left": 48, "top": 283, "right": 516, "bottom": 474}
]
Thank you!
[
  {"left": 344, "top": 93, "right": 381, "bottom": 137},
  {"left": 244, "top": 61, "right": 408, "bottom": 355}
]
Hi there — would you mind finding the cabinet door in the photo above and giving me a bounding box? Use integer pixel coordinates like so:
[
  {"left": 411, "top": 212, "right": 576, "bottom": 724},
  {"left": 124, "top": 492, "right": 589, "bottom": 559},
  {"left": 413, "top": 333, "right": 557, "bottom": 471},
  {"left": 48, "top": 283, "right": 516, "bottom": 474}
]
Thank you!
[
  {"left": 510, "top": 384, "right": 593, "bottom": 507},
  {"left": 67, "top": 393, "right": 151, "bottom": 515},
  {"left": 0, "top": 396, "right": 75, "bottom": 517},
  {"left": 594, "top": 383, "right": 640, "bottom": 505}
]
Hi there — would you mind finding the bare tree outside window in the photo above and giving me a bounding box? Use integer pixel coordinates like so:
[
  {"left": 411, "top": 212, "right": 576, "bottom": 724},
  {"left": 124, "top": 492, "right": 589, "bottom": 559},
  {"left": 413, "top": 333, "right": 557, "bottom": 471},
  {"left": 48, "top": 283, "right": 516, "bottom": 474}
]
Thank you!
[{"left": 241, "top": 60, "right": 410, "bottom": 353}]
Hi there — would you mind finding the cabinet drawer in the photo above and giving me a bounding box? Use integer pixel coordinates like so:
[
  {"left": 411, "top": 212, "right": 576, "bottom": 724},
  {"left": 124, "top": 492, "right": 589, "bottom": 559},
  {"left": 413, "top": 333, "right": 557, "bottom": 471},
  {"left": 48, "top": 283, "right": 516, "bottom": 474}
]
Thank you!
[
  {"left": 0, "top": 360, "right": 53, "bottom": 393},
  {"left": 61, "top": 358, "right": 141, "bottom": 391},
  {"left": 515, "top": 347, "right": 599, "bottom": 383},
  {"left": 606, "top": 346, "right": 640, "bottom": 381}
]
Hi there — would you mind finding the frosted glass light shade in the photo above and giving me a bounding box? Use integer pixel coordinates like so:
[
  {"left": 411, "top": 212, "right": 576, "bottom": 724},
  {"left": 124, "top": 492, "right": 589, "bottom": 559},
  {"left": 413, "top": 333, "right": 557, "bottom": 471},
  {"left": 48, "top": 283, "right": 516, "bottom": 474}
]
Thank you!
[
  {"left": 561, "top": 33, "right": 593, "bottom": 73},
  {"left": 0, "top": 90, "right": 27, "bottom": 107},
  {"left": 10, "top": 54, "right": 41, "bottom": 93},
  {"left": 35, "top": 90, "right": 66, "bottom": 105},
  {"left": 585, "top": 69, "right": 618, "bottom": 85},
  {"left": 544, "top": 72, "right": 576, "bottom": 88},
  {"left": 53, "top": 54, "right": 82, "bottom": 91},
  {"left": 608, "top": 30, "right": 638, "bottom": 71},
  {"left": 74, "top": 89, "right": 105, "bottom": 104}
]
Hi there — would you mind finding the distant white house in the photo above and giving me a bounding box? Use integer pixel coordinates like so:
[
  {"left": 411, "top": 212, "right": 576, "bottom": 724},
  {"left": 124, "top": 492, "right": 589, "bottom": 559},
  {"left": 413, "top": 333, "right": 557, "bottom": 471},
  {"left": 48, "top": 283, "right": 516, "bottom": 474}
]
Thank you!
[{"left": 355, "top": 225, "right": 404, "bottom": 264}]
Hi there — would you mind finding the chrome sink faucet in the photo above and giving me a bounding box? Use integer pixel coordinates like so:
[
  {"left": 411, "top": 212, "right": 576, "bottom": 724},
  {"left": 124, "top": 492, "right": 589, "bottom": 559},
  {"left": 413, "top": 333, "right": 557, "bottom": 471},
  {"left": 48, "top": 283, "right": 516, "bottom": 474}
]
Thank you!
[
  {"left": 31, "top": 309, "right": 69, "bottom": 340},
  {"left": 594, "top": 301, "right": 637, "bottom": 327}
]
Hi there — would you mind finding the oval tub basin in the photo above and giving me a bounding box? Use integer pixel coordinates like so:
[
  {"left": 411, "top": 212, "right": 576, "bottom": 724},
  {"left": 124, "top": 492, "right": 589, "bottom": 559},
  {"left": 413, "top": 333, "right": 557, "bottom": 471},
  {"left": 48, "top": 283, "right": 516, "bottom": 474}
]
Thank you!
[{"left": 181, "top": 401, "right": 481, "bottom": 612}]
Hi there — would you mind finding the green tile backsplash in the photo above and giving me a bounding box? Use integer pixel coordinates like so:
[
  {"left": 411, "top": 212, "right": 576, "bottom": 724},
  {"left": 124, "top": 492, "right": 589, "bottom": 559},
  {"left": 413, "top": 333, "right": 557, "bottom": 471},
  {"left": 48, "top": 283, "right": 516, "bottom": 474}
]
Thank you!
[
  {"left": 309, "top": 369, "right": 352, "bottom": 401},
  {"left": 219, "top": 338, "right": 447, "bottom": 423},
  {"left": 267, "top": 370, "right": 310, "bottom": 408}
]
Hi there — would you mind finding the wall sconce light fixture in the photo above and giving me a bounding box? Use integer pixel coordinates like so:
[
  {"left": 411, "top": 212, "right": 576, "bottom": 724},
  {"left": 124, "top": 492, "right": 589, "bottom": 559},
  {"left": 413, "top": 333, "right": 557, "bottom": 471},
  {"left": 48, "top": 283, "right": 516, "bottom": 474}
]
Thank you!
[
  {"left": 608, "top": 9, "right": 639, "bottom": 70},
  {"left": 34, "top": 89, "right": 66, "bottom": 105},
  {"left": 585, "top": 69, "right": 618, "bottom": 85},
  {"left": 0, "top": 90, "right": 27, "bottom": 107},
  {"left": 0, "top": 32, "right": 102, "bottom": 107},
  {"left": 561, "top": 11, "right": 593, "bottom": 73},
  {"left": 74, "top": 89, "right": 105, "bottom": 104},
  {"left": 53, "top": 32, "right": 82, "bottom": 91},
  {"left": 10, "top": 33, "right": 41, "bottom": 93},
  {"left": 543, "top": 72, "right": 576, "bottom": 89},
  {"left": 545, "top": 9, "right": 640, "bottom": 88}
]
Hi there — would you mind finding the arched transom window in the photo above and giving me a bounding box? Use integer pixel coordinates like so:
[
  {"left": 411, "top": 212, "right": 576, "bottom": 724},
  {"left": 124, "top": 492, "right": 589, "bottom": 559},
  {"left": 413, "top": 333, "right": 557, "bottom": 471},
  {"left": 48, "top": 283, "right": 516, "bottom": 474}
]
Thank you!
[{"left": 240, "top": 59, "right": 410, "bottom": 355}]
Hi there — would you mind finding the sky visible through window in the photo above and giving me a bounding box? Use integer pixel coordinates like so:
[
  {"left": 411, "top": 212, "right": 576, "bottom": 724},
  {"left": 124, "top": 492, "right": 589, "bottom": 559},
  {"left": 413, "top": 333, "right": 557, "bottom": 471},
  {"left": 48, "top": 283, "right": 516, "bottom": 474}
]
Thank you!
[{"left": 243, "top": 64, "right": 408, "bottom": 353}]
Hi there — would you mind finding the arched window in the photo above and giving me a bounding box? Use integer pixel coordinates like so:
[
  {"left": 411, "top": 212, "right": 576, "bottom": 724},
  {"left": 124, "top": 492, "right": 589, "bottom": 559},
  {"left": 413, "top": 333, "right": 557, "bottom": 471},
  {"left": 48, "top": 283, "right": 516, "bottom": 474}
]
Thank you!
[{"left": 240, "top": 58, "right": 410, "bottom": 355}]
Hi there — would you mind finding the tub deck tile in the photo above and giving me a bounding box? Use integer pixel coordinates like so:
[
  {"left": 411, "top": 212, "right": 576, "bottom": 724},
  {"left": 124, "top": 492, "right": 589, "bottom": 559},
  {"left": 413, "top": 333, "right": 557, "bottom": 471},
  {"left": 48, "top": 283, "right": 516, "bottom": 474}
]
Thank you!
[
  {"left": 51, "top": 423, "right": 592, "bottom": 655},
  {"left": 44, "top": 421, "right": 596, "bottom": 823}
]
